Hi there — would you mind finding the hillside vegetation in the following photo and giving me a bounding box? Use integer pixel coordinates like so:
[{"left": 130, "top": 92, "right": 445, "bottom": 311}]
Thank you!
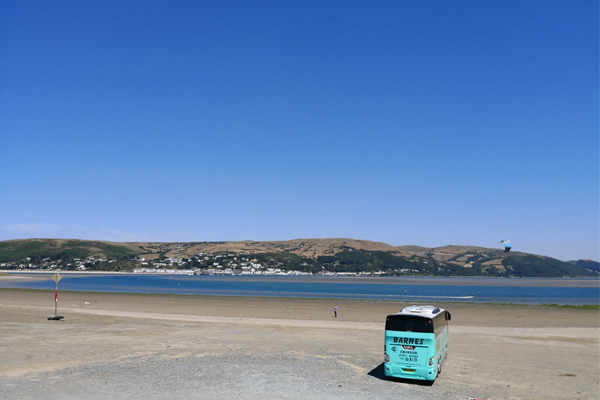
[
  {"left": 0, "top": 238, "right": 597, "bottom": 278},
  {"left": 0, "top": 239, "right": 137, "bottom": 262},
  {"left": 573, "top": 259, "right": 600, "bottom": 272}
]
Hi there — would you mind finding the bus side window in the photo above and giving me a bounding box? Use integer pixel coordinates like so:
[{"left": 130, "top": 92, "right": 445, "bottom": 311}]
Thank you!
[{"left": 446, "top": 312, "right": 451, "bottom": 321}]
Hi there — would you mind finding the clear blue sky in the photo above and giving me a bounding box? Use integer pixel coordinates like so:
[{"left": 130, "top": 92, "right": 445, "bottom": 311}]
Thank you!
[{"left": 1, "top": 1, "right": 598, "bottom": 261}]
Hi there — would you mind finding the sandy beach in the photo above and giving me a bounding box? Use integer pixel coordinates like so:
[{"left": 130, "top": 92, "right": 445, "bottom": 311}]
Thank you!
[{"left": 1, "top": 289, "right": 598, "bottom": 400}]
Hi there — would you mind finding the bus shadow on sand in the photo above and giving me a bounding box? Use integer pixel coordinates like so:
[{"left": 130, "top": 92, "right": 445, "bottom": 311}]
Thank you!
[{"left": 368, "top": 363, "right": 434, "bottom": 387}]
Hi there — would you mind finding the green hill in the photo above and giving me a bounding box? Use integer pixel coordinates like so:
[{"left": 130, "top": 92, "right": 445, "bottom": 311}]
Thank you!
[
  {"left": 572, "top": 259, "right": 600, "bottom": 273},
  {"left": 0, "top": 238, "right": 597, "bottom": 278},
  {"left": 0, "top": 239, "right": 138, "bottom": 263}
]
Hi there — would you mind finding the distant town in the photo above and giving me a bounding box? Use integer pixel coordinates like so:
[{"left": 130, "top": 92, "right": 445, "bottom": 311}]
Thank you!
[
  {"left": 0, "top": 252, "right": 421, "bottom": 277},
  {"left": 1, "top": 238, "right": 597, "bottom": 278}
]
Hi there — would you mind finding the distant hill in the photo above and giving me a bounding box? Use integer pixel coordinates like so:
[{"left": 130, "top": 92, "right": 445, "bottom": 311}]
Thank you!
[
  {"left": 0, "top": 239, "right": 138, "bottom": 261},
  {"left": 571, "top": 259, "right": 600, "bottom": 273},
  {"left": 0, "top": 238, "right": 597, "bottom": 278}
]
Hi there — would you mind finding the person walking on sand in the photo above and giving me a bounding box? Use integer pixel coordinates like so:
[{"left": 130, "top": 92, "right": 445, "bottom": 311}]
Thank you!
[{"left": 334, "top": 305, "right": 337, "bottom": 318}]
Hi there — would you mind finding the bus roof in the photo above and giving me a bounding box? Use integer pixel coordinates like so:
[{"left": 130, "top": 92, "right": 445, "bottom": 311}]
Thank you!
[{"left": 388, "top": 305, "right": 446, "bottom": 319}]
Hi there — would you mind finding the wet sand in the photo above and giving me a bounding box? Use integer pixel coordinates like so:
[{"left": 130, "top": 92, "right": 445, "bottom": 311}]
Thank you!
[{"left": 0, "top": 289, "right": 598, "bottom": 399}]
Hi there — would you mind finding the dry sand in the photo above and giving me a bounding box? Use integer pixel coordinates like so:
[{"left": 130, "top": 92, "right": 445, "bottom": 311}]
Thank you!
[{"left": 0, "top": 289, "right": 598, "bottom": 400}]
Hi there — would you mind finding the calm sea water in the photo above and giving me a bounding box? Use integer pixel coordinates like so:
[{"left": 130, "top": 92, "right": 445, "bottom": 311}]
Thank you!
[{"left": 2, "top": 274, "right": 599, "bottom": 305}]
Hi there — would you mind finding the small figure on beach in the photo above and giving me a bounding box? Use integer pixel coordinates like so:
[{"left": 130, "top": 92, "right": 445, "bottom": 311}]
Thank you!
[
  {"left": 501, "top": 239, "right": 511, "bottom": 253},
  {"left": 334, "top": 305, "right": 337, "bottom": 318}
]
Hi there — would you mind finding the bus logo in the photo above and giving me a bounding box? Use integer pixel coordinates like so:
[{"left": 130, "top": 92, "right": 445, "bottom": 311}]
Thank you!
[
  {"left": 393, "top": 337, "right": 425, "bottom": 345},
  {"left": 401, "top": 345, "right": 415, "bottom": 350}
]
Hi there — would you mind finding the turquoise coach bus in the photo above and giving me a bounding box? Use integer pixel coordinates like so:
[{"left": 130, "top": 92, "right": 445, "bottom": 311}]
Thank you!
[{"left": 384, "top": 305, "right": 451, "bottom": 382}]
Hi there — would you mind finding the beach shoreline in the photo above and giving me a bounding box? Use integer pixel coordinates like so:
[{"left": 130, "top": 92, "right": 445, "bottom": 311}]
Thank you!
[
  {"left": 2, "top": 270, "right": 599, "bottom": 287},
  {"left": 1, "top": 286, "right": 599, "bottom": 313}
]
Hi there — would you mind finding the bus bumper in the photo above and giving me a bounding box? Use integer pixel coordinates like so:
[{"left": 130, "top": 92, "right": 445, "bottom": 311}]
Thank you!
[{"left": 383, "top": 363, "right": 436, "bottom": 381}]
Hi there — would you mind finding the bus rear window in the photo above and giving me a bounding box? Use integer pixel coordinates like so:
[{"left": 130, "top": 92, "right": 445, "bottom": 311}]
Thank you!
[{"left": 385, "top": 316, "right": 433, "bottom": 333}]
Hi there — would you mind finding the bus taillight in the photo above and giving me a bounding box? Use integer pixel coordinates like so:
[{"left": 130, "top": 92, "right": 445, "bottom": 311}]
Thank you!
[{"left": 428, "top": 356, "right": 435, "bottom": 367}]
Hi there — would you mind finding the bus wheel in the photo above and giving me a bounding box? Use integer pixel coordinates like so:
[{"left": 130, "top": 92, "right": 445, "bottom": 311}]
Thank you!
[{"left": 437, "top": 360, "right": 442, "bottom": 375}]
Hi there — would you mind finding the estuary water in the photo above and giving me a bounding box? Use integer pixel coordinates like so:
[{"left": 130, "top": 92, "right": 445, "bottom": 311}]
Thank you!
[{"left": 1, "top": 273, "right": 598, "bottom": 305}]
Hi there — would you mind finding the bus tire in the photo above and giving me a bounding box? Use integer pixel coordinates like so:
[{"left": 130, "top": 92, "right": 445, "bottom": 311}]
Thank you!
[{"left": 437, "top": 360, "right": 442, "bottom": 375}]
